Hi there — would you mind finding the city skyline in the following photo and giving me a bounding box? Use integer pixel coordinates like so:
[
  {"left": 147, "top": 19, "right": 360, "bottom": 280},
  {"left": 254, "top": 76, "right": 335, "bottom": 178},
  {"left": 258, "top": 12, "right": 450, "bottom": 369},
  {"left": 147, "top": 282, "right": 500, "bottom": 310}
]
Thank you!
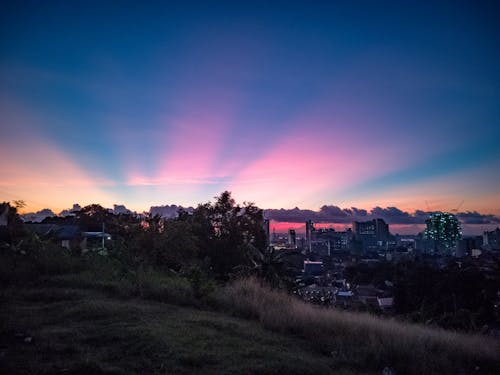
[
  {"left": 1, "top": 1, "right": 499, "bottom": 215},
  {"left": 18, "top": 199, "right": 500, "bottom": 236}
]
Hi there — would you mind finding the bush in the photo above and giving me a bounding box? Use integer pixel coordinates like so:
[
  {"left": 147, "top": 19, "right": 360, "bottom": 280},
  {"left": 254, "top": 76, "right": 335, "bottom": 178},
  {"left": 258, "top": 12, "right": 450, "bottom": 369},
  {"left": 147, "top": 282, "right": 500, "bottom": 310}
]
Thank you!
[
  {"left": 0, "top": 246, "right": 84, "bottom": 286},
  {"left": 35, "top": 244, "right": 85, "bottom": 275},
  {"left": 133, "top": 267, "right": 195, "bottom": 305},
  {"left": 44, "top": 254, "right": 198, "bottom": 306}
]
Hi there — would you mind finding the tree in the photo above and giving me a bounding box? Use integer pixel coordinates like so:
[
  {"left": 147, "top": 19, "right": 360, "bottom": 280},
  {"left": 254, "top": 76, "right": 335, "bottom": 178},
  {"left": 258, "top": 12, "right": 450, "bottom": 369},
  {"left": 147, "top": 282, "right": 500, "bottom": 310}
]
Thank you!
[
  {"left": 76, "top": 204, "right": 114, "bottom": 231},
  {"left": 0, "top": 202, "right": 26, "bottom": 249},
  {"left": 151, "top": 219, "right": 199, "bottom": 271},
  {"left": 182, "top": 191, "right": 267, "bottom": 280},
  {"left": 246, "top": 246, "right": 298, "bottom": 288}
]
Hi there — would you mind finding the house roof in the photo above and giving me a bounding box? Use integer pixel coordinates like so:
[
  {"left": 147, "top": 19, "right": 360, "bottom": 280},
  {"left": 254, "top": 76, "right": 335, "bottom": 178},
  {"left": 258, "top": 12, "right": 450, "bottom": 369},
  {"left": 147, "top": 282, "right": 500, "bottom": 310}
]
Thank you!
[
  {"left": 83, "top": 232, "right": 111, "bottom": 238},
  {"left": 25, "top": 224, "right": 81, "bottom": 240}
]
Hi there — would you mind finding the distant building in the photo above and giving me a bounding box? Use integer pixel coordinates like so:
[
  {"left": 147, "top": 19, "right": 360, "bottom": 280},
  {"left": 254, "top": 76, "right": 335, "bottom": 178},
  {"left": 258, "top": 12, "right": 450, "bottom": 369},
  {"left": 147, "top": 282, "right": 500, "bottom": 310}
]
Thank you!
[
  {"left": 352, "top": 219, "right": 389, "bottom": 251},
  {"left": 25, "top": 223, "right": 82, "bottom": 250},
  {"left": 483, "top": 227, "right": 500, "bottom": 251},
  {"left": 303, "top": 260, "right": 323, "bottom": 276},
  {"left": 377, "top": 297, "right": 394, "bottom": 311},
  {"left": 82, "top": 231, "right": 112, "bottom": 252},
  {"left": 263, "top": 219, "right": 270, "bottom": 247},
  {"left": 395, "top": 235, "right": 416, "bottom": 250},
  {"left": 25, "top": 223, "right": 112, "bottom": 252},
  {"left": 456, "top": 236, "right": 483, "bottom": 257},
  {"left": 305, "top": 220, "right": 314, "bottom": 252},
  {"left": 313, "top": 228, "right": 354, "bottom": 253},
  {"left": 288, "top": 229, "right": 296, "bottom": 247},
  {"left": 424, "top": 212, "right": 462, "bottom": 255},
  {"left": 386, "top": 247, "right": 415, "bottom": 262}
]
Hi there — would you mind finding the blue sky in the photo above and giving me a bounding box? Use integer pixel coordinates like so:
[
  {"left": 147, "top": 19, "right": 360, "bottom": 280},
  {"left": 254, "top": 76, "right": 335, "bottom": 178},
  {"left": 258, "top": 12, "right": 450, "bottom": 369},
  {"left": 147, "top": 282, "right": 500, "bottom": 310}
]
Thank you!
[{"left": 1, "top": 0, "right": 499, "bottom": 214}]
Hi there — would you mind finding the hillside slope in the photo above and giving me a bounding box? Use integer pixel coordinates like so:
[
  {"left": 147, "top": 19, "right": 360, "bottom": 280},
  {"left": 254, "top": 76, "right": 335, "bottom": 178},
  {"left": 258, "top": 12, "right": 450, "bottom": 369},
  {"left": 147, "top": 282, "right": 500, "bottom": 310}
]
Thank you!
[{"left": 0, "top": 285, "right": 352, "bottom": 375}]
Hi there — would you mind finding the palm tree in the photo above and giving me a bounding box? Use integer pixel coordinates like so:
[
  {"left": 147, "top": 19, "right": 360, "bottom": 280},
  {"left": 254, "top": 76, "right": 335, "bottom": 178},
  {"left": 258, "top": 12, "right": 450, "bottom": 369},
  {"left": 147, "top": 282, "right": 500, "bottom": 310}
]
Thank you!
[{"left": 247, "top": 246, "right": 298, "bottom": 289}]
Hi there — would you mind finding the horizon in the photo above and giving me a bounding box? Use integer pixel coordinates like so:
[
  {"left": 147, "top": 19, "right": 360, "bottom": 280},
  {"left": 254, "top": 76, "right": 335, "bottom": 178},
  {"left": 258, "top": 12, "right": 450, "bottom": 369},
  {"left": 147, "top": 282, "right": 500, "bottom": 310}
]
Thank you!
[
  {"left": 2, "top": 2, "right": 499, "bottom": 216},
  {"left": 16, "top": 197, "right": 500, "bottom": 236}
]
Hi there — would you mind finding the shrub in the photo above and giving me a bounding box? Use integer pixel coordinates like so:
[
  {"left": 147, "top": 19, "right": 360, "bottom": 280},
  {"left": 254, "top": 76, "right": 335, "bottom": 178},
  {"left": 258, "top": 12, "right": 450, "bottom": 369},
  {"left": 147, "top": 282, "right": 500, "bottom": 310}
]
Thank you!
[{"left": 0, "top": 245, "right": 84, "bottom": 285}]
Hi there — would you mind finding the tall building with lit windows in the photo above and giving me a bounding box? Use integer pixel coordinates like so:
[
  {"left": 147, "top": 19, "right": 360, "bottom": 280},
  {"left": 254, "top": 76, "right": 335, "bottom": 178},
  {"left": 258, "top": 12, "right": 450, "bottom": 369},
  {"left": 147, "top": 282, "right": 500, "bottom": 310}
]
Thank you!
[
  {"left": 352, "top": 218, "right": 389, "bottom": 251},
  {"left": 424, "top": 212, "right": 462, "bottom": 255}
]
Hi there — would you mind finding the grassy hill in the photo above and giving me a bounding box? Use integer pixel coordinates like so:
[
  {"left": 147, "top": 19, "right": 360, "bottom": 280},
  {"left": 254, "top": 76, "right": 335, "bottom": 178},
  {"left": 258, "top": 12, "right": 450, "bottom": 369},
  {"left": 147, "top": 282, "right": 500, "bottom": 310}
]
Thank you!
[
  {"left": 1, "top": 285, "right": 342, "bottom": 375},
  {"left": 1, "top": 252, "right": 499, "bottom": 374}
]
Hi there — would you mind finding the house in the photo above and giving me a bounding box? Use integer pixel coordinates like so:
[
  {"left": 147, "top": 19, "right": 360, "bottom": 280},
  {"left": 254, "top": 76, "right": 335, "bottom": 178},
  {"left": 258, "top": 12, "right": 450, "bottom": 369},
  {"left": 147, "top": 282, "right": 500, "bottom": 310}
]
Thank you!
[
  {"left": 377, "top": 297, "right": 394, "bottom": 312},
  {"left": 25, "top": 224, "right": 82, "bottom": 249},
  {"left": 334, "top": 290, "right": 354, "bottom": 308},
  {"left": 25, "top": 224, "right": 113, "bottom": 252},
  {"left": 303, "top": 260, "right": 323, "bottom": 276},
  {"left": 356, "top": 284, "right": 385, "bottom": 308},
  {"left": 81, "top": 231, "right": 112, "bottom": 253}
]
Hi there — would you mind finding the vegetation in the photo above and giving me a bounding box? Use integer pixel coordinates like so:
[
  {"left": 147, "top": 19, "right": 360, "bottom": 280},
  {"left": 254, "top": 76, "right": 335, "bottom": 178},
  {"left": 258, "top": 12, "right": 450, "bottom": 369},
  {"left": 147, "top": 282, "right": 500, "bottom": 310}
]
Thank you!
[
  {"left": 2, "top": 196, "right": 500, "bottom": 374},
  {"left": 219, "top": 278, "right": 500, "bottom": 375},
  {"left": 1, "top": 284, "right": 337, "bottom": 375},
  {"left": 344, "top": 260, "right": 500, "bottom": 331}
]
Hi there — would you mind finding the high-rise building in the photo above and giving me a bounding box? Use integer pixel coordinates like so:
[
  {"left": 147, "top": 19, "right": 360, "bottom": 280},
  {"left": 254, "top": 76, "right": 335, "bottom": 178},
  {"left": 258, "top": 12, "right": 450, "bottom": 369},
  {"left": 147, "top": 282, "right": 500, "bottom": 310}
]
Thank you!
[
  {"left": 424, "top": 212, "right": 462, "bottom": 255},
  {"left": 313, "top": 228, "right": 353, "bottom": 251},
  {"left": 483, "top": 227, "right": 500, "bottom": 250},
  {"left": 288, "top": 229, "right": 296, "bottom": 247},
  {"left": 305, "top": 220, "right": 314, "bottom": 252},
  {"left": 352, "top": 218, "right": 389, "bottom": 250}
]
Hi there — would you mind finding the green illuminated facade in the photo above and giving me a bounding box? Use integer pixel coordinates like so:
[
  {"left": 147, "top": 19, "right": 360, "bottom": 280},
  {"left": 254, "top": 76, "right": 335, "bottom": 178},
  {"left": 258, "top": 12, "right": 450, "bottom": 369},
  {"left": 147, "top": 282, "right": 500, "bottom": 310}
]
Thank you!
[{"left": 424, "top": 212, "right": 462, "bottom": 255}]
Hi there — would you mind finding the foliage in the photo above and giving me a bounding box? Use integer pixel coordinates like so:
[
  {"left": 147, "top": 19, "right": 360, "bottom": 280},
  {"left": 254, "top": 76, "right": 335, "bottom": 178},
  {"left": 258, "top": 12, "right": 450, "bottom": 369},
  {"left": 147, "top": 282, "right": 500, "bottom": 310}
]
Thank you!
[
  {"left": 393, "top": 260, "right": 500, "bottom": 330},
  {"left": 0, "top": 202, "right": 27, "bottom": 248},
  {"left": 344, "top": 259, "right": 500, "bottom": 331},
  {"left": 183, "top": 265, "right": 216, "bottom": 300},
  {"left": 241, "top": 246, "right": 298, "bottom": 289},
  {"left": 178, "top": 191, "right": 268, "bottom": 280}
]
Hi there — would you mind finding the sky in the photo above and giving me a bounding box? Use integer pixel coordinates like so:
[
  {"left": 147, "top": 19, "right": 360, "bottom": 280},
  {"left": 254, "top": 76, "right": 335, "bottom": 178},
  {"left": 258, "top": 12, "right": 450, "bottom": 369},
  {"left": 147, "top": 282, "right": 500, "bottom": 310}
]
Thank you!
[{"left": 1, "top": 0, "right": 499, "bottom": 218}]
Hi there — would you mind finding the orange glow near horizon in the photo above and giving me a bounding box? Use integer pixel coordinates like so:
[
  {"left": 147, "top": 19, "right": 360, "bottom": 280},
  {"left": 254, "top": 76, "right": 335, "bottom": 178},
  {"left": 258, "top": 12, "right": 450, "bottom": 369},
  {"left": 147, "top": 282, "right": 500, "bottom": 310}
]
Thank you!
[
  {"left": 1, "top": 2, "right": 499, "bottom": 225},
  {"left": 0, "top": 102, "right": 117, "bottom": 213},
  {"left": 1, "top": 94, "right": 499, "bottom": 217}
]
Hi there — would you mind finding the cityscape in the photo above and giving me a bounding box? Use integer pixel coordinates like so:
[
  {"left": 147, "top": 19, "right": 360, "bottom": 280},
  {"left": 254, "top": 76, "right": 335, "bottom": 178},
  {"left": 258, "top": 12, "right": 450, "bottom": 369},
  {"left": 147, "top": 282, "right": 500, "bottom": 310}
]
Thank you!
[
  {"left": 2, "top": 200, "right": 500, "bottom": 323},
  {"left": 1, "top": 1, "right": 500, "bottom": 374}
]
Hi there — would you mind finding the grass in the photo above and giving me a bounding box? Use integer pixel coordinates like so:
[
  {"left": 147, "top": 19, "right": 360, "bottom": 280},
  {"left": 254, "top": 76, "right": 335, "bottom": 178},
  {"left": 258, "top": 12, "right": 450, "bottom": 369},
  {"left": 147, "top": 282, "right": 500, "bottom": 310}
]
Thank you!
[
  {"left": 0, "top": 285, "right": 348, "bottom": 375},
  {"left": 2, "top": 250, "right": 499, "bottom": 374},
  {"left": 218, "top": 277, "right": 500, "bottom": 375}
]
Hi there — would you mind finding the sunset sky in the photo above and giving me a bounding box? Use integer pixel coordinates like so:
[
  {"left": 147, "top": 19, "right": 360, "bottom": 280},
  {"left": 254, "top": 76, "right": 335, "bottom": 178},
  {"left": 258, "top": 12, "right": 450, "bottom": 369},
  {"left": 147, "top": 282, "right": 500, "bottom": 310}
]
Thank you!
[{"left": 1, "top": 1, "right": 499, "bottom": 215}]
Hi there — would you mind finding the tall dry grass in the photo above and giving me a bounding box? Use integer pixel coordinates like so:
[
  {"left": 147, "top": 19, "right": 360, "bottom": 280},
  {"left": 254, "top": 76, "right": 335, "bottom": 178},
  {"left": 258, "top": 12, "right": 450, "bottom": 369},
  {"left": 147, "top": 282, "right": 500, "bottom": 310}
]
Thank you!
[{"left": 218, "top": 277, "right": 500, "bottom": 375}]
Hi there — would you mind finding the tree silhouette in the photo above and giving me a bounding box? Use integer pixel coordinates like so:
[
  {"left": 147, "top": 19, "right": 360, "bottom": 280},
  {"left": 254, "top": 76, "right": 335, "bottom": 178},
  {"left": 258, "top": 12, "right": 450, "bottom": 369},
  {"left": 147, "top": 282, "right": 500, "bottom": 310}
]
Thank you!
[{"left": 181, "top": 191, "right": 267, "bottom": 280}]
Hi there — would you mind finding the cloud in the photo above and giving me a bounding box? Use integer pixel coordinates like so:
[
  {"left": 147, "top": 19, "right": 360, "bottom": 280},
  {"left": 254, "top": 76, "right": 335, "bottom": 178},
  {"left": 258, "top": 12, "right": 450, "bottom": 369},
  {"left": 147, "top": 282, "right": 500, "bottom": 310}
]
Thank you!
[
  {"left": 21, "top": 209, "right": 56, "bottom": 223},
  {"left": 149, "top": 205, "right": 194, "bottom": 219},
  {"left": 456, "top": 211, "right": 500, "bottom": 225},
  {"left": 18, "top": 201, "right": 500, "bottom": 230},
  {"left": 111, "top": 205, "right": 133, "bottom": 215},
  {"left": 59, "top": 204, "right": 82, "bottom": 217},
  {"left": 264, "top": 206, "right": 500, "bottom": 225},
  {"left": 22, "top": 203, "right": 136, "bottom": 222}
]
